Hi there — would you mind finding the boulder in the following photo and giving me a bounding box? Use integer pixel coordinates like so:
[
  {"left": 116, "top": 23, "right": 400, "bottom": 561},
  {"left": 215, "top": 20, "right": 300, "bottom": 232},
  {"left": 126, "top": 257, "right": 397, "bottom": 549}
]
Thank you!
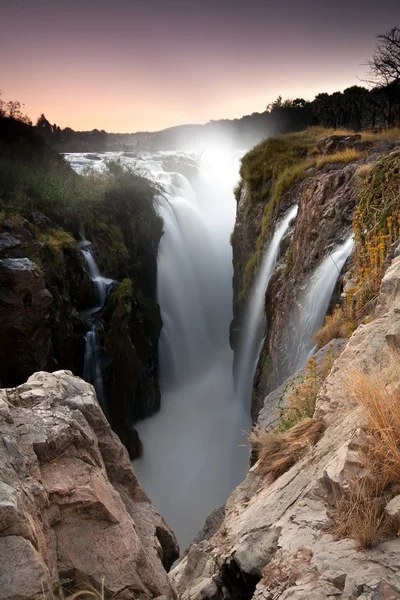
[{"left": 0, "top": 370, "right": 179, "bottom": 599}]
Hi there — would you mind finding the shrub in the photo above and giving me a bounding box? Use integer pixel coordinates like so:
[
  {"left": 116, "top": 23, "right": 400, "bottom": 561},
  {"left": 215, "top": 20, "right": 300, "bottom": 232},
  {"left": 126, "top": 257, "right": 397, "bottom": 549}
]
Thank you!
[
  {"left": 277, "top": 351, "right": 337, "bottom": 432},
  {"left": 313, "top": 305, "right": 351, "bottom": 348}
]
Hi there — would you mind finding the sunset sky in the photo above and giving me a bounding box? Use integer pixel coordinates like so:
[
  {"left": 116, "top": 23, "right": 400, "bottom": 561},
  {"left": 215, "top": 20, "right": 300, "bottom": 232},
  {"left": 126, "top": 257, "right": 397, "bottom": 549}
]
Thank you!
[{"left": 1, "top": 0, "right": 399, "bottom": 133}]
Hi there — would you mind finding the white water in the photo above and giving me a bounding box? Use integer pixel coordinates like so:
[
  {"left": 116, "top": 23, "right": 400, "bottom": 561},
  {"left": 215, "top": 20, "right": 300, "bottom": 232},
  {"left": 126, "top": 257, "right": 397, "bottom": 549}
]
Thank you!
[
  {"left": 134, "top": 151, "right": 250, "bottom": 550},
  {"left": 66, "top": 150, "right": 251, "bottom": 550},
  {"left": 80, "top": 247, "right": 114, "bottom": 409},
  {"left": 81, "top": 249, "right": 114, "bottom": 313},
  {"left": 235, "top": 205, "right": 298, "bottom": 405},
  {"left": 286, "top": 234, "right": 354, "bottom": 376}
]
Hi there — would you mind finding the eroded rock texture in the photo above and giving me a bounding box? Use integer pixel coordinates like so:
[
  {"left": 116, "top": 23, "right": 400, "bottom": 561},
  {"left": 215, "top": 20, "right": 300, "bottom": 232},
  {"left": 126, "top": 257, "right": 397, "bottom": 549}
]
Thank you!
[
  {"left": 171, "top": 255, "right": 400, "bottom": 600},
  {"left": 0, "top": 370, "right": 178, "bottom": 600}
]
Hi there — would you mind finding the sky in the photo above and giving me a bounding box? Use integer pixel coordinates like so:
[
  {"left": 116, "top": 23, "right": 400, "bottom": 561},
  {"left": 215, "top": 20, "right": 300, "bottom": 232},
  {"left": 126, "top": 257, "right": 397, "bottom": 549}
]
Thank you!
[{"left": 1, "top": 0, "right": 399, "bottom": 132}]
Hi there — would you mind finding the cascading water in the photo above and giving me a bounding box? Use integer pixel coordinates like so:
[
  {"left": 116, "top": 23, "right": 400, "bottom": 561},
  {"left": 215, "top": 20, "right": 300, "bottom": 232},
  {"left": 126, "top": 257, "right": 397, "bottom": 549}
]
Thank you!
[
  {"left": 66, "top": 150, "right": 251, "bottom": 549},
  {"left": 80, "top": 247, "right": 114, "bottom": 410},
  {"left": 133, "top": 151, "right": 251, "bottom": 549},
  {"left": 235, "top": 205, "right": 298, "bottom": 405},
  {"left": 284, "top": 234, "right": 354, "bottom": 377}
]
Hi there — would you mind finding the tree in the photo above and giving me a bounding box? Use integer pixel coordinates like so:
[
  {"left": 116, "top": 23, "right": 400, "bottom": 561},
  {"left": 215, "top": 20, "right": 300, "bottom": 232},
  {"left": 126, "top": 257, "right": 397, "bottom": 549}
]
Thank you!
[
  {"left": 36, "top": 114, "right": 53, "bottom": 138},
  {"left": 367, "top": 26, "right": 400, "bottom": 86}
]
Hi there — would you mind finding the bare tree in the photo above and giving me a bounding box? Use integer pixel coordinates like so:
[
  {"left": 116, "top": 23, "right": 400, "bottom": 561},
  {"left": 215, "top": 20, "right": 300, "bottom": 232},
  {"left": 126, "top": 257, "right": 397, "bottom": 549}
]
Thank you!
[{"left": 367, "top": 26, "right": 400, "bottom": 86}]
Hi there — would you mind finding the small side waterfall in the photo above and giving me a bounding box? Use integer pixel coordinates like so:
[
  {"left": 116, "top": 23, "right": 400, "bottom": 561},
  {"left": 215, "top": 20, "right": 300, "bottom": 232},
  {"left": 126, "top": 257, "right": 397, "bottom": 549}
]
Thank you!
[
  {"left": 235, "top": 205, "right": 298, "bottom": 405},
  {"left": 81, "top": 247, "right": 114, "bottom": 409},
  {"left": 286, "top": 234, "right": 354, "bottom": 376}
]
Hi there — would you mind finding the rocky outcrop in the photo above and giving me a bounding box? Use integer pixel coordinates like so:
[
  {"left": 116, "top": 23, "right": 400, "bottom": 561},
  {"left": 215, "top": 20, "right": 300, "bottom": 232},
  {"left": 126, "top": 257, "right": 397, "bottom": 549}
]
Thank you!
[
  {"left": 0, "top": 370, "right": 178, "bottom": 599},
  {"left": 170, "top": 251, "right": 400, "bottom": 600},
  {"left": 0, "top": 208, "right": 163, "bottom": 459},
  {"left": 0, "top": 257, "right": 53, "bottom": 386},
  {"left": 0, "top": 218, "right": 91, "bottom": 384},
  {"left": 231, "top": 138, "right": 399, "bottom": 419}
]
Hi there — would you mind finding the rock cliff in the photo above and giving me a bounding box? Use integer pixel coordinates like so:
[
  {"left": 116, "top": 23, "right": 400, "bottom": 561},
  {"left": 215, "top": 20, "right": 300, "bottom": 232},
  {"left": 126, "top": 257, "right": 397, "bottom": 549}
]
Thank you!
[
  {"left": 230, "top": 133, "right": 400, "bottom": 420},
  {"left": 170, "top": 238, "right": 400, "bottom": 600},
  {"left": 0, "top": 370, "right": 178, "bottom": 599},
  {"left": 0, "top": 118, "right": 164, "bottom": 457}
]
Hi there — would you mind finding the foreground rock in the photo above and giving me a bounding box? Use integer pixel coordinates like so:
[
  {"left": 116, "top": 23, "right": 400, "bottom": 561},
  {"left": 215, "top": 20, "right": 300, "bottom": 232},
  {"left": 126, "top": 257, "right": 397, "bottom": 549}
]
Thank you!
[
  {"left": 0, "top": 370, "right": 178, "bottom": 599},
  {"left": 171, "top": 256, "right": 400, "bottom": 599}
]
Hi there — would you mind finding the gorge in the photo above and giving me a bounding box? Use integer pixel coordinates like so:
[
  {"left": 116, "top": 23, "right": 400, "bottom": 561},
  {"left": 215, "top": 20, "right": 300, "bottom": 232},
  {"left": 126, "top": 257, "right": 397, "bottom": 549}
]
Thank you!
[{"left": 1, "top": 118, "right": 400, "bottom": 599}]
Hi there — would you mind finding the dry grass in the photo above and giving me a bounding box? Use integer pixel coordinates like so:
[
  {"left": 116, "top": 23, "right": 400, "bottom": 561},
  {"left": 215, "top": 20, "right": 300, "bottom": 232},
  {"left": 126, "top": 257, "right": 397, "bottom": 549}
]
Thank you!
[
  {"left": 356, "top": 163, "right": 373, "bottom": 180},
  {"left": 351, "top": 363, "right": 400, "bottom": 488},
  {"left": 360, "top": 128, "right": 400, "bottom": 142},
  {"left": 250, "top": 418, "right": 325, "bottom": 481},
  {"left": 332, "top": 479, "right": 393, "bottom": 549},
  {"left": 315, "top": 148, "right": 362, "bottom": 169},
  {"left": 313, "top": 306, "right": 350, "bottom": 348},
  {"left": 331, "top": 354, "right": 400, "bottom": 548}
]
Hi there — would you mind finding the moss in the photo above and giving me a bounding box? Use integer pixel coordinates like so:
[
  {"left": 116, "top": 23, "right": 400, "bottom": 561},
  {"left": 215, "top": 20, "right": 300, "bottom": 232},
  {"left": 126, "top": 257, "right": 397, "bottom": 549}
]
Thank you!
[
  {"left": 39, "top": 228, "right": 75, "bottom": 258},
  {"left": 260, "top": 347, "right": 271, "bottom": 371},
  {"left": 239, "top": 198, "right": 275, "bottom": 300},
  {"left": 114, "top": 278, "right": 133, "bottom": 314}
]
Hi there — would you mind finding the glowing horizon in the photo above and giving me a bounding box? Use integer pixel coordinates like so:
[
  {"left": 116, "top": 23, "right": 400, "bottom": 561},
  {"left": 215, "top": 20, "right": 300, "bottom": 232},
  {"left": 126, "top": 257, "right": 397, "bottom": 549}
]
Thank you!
[{"left": 1, "top": 0, "right": 399, "bottom": 133}]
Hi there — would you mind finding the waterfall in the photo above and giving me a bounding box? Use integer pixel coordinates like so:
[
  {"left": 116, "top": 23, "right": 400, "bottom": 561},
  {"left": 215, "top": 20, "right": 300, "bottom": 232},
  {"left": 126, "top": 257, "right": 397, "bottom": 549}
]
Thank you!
[
  {"left": 285, "top": 234, "right": 354, "bottom": 377},
  {"left": 132, "top": 151, "right": 251, "bottom": 549},
  {"left": 235, "top": 205, "right": 298, "bottom": 405},
  {"left": 80, "top": 247, "right": 114, "bottom": 409},
  {"left": 66, "top": 150, "right": 250, "bottom": 549}
]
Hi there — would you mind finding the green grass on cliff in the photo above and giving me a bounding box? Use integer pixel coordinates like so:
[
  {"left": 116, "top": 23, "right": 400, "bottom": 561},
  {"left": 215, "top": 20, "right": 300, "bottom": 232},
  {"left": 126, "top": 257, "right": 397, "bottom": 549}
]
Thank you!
[
  {"left": 237, "top": 127, "right": 378, "bottom": 299},
  {"left": 240, "top": 127, "right": 336, "bottom": 204}
]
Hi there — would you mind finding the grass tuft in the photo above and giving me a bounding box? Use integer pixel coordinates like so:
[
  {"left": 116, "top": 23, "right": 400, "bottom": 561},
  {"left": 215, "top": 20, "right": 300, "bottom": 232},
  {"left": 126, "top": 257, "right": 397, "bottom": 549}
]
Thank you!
[
  {"left": 315, "top": 148, "right": 362, "bottom": 169},
  {"left": 331, "top": 354, "right": 400, "bottom": 548},
  {"left": 250, "top": 418, "right": 324, "bottom": 481}
]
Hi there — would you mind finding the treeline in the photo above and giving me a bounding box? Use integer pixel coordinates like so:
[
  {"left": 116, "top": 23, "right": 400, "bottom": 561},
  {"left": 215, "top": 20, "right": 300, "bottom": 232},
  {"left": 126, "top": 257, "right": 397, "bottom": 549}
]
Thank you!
[{"left": 1, "top": 26, "right": 399, "bottom": 151}]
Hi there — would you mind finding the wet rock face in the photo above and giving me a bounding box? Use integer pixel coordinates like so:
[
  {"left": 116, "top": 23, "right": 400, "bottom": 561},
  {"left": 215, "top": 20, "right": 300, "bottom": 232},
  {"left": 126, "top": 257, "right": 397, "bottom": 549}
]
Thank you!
[
  {"left": 258, "top": 163, "right": 358, "bottom": 395},
  {"left": 171, "top": 255, "right": 400, "bottom": 600},
  {"left": 0, "top": 370, "right": 178, "bottom": 599},
  {"left": 231, "top": 160, "right": 360, "bottom": 416},
  {"left": 0, "top": 257, "right": 53, "bottom": 386}
]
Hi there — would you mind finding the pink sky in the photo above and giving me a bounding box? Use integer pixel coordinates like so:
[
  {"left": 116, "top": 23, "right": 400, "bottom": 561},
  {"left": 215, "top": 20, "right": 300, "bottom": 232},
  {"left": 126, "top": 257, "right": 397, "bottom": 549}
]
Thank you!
[{"left": 1, "top": 0, "right": 399, "bottom": 132}]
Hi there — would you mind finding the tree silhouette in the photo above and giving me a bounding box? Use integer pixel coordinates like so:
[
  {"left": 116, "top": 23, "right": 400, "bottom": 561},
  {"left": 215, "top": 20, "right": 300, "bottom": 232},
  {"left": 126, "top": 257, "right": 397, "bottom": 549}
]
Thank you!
[{"left": 367, "top": 26, "right": 400, "bottom": 86}]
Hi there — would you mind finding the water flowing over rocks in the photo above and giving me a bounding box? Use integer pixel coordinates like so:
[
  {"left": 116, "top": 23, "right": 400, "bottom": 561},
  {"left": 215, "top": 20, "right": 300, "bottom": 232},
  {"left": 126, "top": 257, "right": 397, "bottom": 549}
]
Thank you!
[
  {"left": 170, "top": 252, "right": 400, "bottom": 600},
  {"left": 0, "top": 370, "right": 178, "bottom": 599}
]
